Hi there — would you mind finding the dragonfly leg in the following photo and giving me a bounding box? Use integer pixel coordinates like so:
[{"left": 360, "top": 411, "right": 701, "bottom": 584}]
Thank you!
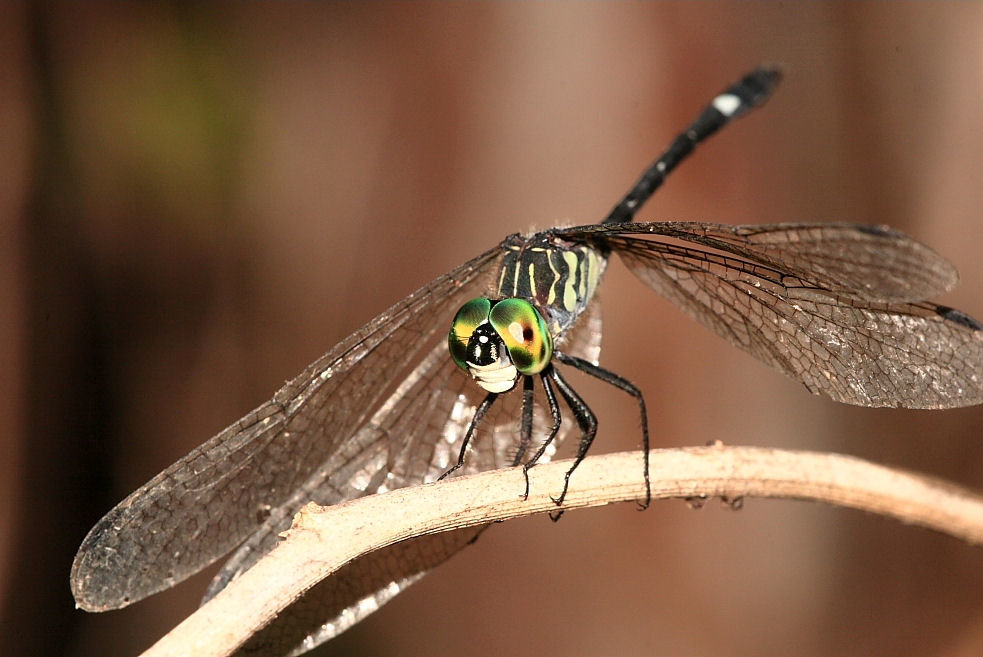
[
  {"left": 512, "top": 376, "right": 536, "bottom": 468},
  {"left": 556, "top": 352, "right": 651, "bottom": 509},
  {"left": 439, "top": 391, "right": 498, "bottom": 481},
  {"left": 547, "top": 366, "right": 598, "bottom": 517},
  {"left": 520, "top": 372, "right": 562, "bottom": 500}
]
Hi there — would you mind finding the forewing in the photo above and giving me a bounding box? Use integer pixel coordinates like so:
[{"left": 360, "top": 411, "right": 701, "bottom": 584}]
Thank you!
[
  {"left": 558, "top": 222, "right": 960, "bottom": 303},
  {"left": 214, "top": 291, "right": 607, "bottom": 656},
  {"left": 71, "top": 242, "right": 506, "bottom": 611},
  {"left": 560, "top": 222, "right": 983, "bottom": 409},
  {"left": 207, "top": 345, "right": 491, "bottom": 656}
]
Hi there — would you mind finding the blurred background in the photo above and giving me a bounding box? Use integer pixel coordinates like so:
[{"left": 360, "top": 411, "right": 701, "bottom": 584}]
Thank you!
[{"left": 3, "top": 3, "right": 983, "bottom": 656}]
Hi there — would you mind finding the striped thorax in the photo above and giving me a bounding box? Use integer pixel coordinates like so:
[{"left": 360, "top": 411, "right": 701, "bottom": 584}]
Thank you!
[{"left": 449, "top": 232, "right": 607, "bottom": 393}]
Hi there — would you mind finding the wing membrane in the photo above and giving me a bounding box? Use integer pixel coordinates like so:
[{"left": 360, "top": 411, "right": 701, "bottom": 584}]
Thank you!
[
  {"left": 208, "top": 295, "right": 605, "bottom": 655},
  {"left": 558, "top": 222, "right": 959, "bottom": 303},
  {"left": 562, "top": 222, "right": 983, "bottom": 408},
  {"left": 72, "top": 231, "right": 610, "bottom": 656},
  {"left": 71, "top": 243, "right": 507, "bottom": 611}
]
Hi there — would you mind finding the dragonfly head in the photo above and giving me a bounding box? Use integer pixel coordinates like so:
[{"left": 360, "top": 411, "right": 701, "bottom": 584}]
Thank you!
[{"left": 449, "top": 297, "right": 554, "bottom": 393}]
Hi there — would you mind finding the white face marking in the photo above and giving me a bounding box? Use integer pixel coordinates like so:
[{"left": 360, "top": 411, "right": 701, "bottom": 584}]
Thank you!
[
  {"left": 470, "top": 361, "right": 519, "bottom": 393},
  {"left": 712, "top": 93, "right": 741, "bottom": 117}
]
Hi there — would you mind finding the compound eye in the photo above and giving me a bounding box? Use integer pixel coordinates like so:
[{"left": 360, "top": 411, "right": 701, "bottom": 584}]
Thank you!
[
  {"left": 448, "top": 298, "right": 492, "bottom": 370},
  {"left": 489, "top": 298, "right": 553, "bottom": 375}
]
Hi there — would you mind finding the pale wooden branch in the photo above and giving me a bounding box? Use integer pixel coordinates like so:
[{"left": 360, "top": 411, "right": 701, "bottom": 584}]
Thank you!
[{"left": 139, "top": 445, "right": 983, "bottom": 657}]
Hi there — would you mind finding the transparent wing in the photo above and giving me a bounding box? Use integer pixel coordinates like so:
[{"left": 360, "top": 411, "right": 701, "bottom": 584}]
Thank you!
[
  {"left": 209, "top": 347, "right": 491, "bottom": 657},
  {"left": 557, "top": 222, "right": 983, "bottom": 409},
  {"left": 558, "top": 222, "right": 960, "bottom": 302},
  {"left": 211, "top": 295, "right": 606, "bottom": 657},
  {"left": 238, "top": 527, "right": 492, "bottom": 657},
  {"left": 70, "top": 242, "right": 508, "bottom": 611}
]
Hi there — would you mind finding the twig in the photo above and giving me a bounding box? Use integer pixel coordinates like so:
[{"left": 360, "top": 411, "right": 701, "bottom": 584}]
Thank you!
[{"left": 138, "top": 445, "right": 983, "bottom": 657}]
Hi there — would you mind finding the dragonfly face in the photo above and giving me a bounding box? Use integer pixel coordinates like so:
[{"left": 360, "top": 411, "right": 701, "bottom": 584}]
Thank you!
[
  {"left": 449, "top": 297, "right": 553, "bottom": 392},
  {"left": 448, "top": 229, "right": 608, "bottom": 393}
]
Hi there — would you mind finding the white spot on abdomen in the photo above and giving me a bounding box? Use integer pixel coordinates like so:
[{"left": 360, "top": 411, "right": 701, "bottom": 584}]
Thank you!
[{"left": 712, "top": 93, "right": 741, "bottom": 117}]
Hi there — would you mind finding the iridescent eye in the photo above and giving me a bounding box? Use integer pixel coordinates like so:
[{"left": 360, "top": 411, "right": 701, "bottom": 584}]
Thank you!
[
  {"left": 489, "top": 298, "right": 553, "bottom": 374},
  {"left": 448, "top": 298, "right": 492, "bottom": 370}
]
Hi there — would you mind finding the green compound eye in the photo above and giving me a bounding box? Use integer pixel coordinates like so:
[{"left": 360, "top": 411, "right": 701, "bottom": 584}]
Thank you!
[
  {"left": 449, "top": 297, "right": 492, "bottom": 370},
  {"left": 488, "top": 298, "right": 553, "bottom": 375}
]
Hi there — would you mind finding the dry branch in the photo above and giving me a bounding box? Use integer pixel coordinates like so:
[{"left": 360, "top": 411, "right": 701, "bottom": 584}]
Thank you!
[{"left": 139, "top": 445, "right": 983, "bottom": 657}]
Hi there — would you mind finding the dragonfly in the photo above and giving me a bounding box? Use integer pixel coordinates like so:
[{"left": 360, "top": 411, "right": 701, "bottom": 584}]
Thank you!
[{"left": 72, "top": 66, "right": 983, "bottom": 656}]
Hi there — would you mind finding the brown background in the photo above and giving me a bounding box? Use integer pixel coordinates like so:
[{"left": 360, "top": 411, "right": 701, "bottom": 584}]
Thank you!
[{"left": 2, "top": 3, "right": 983, "bottom": 656}]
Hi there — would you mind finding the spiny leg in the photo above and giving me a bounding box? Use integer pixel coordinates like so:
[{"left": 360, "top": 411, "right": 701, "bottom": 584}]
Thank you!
[
  {"left": 604, "top": 65, "right": 782, "bottom": 224},
  {"left": 556, "top": 352, "right": 651, "bottom": 509},
  {"left": 439, "top": 391, "right": 498, "bottom": 481},
  {"left": 511, "top": 376, "right": 536, "bottom": 468},
  {"left": 547, "top": 365, "right": 598, "bottom": 510},
  {"left": 520, "top": 371, "right": 562, "bottom": 499}
]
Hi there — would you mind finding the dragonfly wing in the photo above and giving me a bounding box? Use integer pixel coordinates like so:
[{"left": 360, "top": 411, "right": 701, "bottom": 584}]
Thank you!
[
  {"left": 202, "top": 347, "right": 480, "bottom": 601},
  {"left": 208, "top": 297, "right": 607, "bottom": 655},
  {"left": 558, "top": 222, "right": 960, "bottom": 303},
  {"left": 559, "top": 222, "right": 983, "bottom": 409},
  {"left": 235, "top": 528, "right": 490, "bottom": 657},
  {"left": 71, "top": 243, "right": 507, "bottom": 611}
]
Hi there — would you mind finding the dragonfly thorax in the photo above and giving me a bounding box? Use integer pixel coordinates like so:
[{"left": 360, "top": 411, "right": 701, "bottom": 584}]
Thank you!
[
  {"left": 449, "top": 297, "right": 555, "bottom": 393},
  {"left": 496, "top": 232, "right": 607, "bottom": 337}
]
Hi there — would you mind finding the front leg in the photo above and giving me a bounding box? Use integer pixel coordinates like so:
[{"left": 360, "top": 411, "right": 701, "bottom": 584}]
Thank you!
[{"left": 439, "top": 391, "right": 498, "bottom": 481}]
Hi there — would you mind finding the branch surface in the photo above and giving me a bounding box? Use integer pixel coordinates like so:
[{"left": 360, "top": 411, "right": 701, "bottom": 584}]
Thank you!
[{"left": 138, "top": 445, "right": 983, "bottom": 657}]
